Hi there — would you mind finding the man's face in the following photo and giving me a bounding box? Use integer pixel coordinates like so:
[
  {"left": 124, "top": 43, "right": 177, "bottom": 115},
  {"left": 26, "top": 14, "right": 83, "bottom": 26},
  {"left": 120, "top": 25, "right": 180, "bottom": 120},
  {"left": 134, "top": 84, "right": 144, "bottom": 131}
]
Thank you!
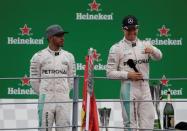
[
  {"left": 124, "top": 28, "right": 138, "bottom": 41},
  {"left": 49, "top": 33, "right": 65, "bottom": 47}
]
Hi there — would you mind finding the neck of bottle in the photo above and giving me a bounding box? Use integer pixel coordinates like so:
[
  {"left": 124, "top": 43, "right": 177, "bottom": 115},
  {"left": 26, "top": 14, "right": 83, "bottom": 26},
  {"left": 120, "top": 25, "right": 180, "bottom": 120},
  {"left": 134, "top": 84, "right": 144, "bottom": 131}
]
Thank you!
[{"left": 167, "top": 93, "right": 172, "bottom": 103}]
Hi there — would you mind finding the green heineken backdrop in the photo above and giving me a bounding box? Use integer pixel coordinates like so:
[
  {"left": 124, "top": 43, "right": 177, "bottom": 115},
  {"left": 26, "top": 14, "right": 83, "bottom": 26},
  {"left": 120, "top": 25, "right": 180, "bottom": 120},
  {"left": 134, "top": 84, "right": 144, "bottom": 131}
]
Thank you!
[{"left": 0, "top": 0, "right": 186, "bottom": 99}]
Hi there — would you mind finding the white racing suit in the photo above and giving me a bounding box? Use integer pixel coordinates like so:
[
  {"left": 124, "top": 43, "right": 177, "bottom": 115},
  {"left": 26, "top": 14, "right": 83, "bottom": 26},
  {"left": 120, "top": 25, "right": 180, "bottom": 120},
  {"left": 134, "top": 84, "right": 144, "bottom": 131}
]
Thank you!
[
  {"left": 107, "top": 38, "right": 162, "bottom": 131},
  {"left": 30, "top": 47, "right": 76, "bottom": 131}
]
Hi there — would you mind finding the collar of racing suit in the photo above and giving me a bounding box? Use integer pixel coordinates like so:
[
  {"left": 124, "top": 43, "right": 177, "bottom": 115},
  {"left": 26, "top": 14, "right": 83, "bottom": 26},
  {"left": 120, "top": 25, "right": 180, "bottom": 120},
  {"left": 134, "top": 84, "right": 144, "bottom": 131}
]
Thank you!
[
  {"left": 47, "top": 46, "right": 62, "bottom": 56},
  {"left": 123, "top": 37, "right": 138, "bottom": 47}
]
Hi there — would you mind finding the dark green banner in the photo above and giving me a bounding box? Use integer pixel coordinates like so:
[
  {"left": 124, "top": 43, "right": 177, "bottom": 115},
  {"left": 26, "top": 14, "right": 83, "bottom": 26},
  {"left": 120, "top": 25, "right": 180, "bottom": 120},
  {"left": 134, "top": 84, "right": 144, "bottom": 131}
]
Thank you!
[{"left": 0, "top": 0, "right": 186, "bottom": 99}]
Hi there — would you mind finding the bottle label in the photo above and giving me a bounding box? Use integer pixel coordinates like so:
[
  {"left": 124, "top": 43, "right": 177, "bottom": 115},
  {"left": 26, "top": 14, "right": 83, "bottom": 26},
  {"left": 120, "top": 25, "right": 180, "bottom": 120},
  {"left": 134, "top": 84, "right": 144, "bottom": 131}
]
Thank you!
[{"left": 169, "top": 115, "right": 175, "bottom": 128}]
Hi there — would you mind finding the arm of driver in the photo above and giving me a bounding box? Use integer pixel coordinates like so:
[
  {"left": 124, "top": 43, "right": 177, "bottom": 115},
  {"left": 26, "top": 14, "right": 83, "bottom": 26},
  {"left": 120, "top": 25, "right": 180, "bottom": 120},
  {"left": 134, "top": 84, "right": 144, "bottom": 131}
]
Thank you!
[
  {"left": 67, "top": 53, "right": 76, "bottom": 90},
  {"left": 106, "top": 45, "right": 129, "bottom": 79},
  {"left": 145, "top": 41, "right": 163, "bottom": 60},
  {"left": 30, "top": 54, "right": 41, "bottom": 95}
]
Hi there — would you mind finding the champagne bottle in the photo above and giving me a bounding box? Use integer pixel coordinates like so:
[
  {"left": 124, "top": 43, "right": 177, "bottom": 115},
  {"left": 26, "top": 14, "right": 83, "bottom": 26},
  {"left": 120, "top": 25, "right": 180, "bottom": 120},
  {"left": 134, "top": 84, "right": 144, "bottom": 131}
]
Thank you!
[
  {"left": 154, "top": 118, "right": 161, "bottom": 129},
  {"left": 163, "top": 90, "right": 175, "bottom": 129}
]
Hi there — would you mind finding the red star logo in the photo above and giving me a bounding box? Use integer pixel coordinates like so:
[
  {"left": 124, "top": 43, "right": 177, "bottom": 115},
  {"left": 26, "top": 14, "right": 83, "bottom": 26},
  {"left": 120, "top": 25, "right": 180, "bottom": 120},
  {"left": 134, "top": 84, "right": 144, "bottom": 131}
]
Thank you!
[
  {"left": 93, "top": 50, "right": 100, "bottom": 61},
  {"left": 21, "top": 75, "right": 30, "bottom": 86},
  {"left": 20, "top": 24, "right": 31, "bottom": 35},
  {"left": 88, "top": 0, "right": 101, "bottom": 11},
  {"left": 160, "top": 75, "right": 168, "bottom": 86},
  {"left": 158, "top": 25, "right": 170, "bottom": 37}
]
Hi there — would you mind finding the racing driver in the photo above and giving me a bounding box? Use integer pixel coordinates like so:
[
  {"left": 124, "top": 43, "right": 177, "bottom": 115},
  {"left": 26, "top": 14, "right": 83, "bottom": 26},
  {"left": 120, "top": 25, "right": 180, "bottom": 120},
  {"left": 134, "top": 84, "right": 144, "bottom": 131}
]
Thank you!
[
  {"left": 30, "top": 24, "right": 76, "bottom": 131},
  {"left": 106, "top": 15, "right": 162, "bottom": 131}
]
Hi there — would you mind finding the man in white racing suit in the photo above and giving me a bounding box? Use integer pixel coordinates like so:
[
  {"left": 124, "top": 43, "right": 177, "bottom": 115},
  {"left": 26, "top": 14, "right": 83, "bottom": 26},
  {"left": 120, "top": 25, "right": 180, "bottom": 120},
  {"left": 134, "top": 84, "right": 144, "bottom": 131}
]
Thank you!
[
  {"left": 30, "top": 25, "right": 76, "bottom": 131},
  {"left": 106, "top": 15, "right": 162, "bottom": 131}
]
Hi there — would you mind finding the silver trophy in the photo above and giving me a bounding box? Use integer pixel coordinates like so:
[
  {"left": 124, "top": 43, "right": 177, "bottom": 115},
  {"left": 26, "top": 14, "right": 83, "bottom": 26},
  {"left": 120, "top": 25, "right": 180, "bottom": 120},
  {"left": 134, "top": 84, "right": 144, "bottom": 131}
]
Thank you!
[
  {"left": 150, "top": 83, "right": 163, "bottom": 129},
  {"left": 98, "top": 107, "right": 111, "bottom": 131}
]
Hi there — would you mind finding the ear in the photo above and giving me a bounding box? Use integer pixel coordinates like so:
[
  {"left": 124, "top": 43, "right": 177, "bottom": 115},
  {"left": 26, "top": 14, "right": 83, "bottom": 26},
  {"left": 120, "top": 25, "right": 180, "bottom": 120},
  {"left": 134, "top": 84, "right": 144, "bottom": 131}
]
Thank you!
[
  {"left": 48, "top": 36, "right": 53, "bottom": 42},
  {"left": 122, "top": 28, "right": 126, "bottom": 35},
  {"left": 136, "top": 29, "right": 139, "bottom": 33}
]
